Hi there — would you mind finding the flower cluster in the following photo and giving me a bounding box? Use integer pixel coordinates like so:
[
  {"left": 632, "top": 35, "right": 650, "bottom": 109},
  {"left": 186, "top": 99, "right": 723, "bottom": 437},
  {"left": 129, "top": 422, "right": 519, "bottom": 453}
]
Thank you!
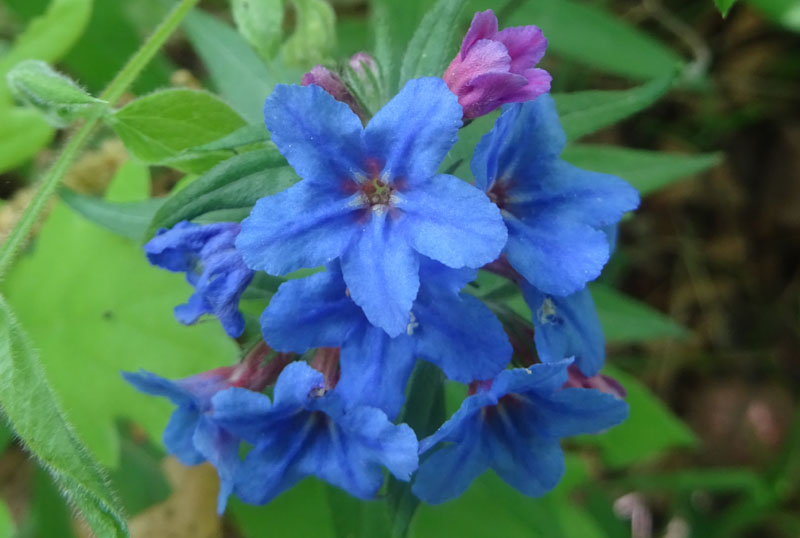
[{"left": 127, "top": 9, "right": 638, "bottom": 511}]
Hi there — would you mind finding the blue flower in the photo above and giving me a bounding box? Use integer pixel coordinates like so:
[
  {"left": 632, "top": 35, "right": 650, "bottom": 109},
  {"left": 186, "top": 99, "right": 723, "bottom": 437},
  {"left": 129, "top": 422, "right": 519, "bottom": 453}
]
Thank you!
[
  {"left": 144, "top": 221, "right": 254, "bottom": 338},
  {"left": 211, "top": 362, "right": 418, "bottom": 505},
  {"left": 260, "top": 261, "right": 511, "bottom": 418},
  {"left": 411, "top": 361, "right": 628, "bottom": 504},
  {"left": 522, "top": 284, "right": 605, "bottom": 376},
  {"left": 471, "top": 96, "right": 639, "bottom": 296},
  {"left": 236, "top": 78, "right": 508, "bottom": 337},
  {"left": 122, "top": 369, "right": 241, "bottom": 513}
]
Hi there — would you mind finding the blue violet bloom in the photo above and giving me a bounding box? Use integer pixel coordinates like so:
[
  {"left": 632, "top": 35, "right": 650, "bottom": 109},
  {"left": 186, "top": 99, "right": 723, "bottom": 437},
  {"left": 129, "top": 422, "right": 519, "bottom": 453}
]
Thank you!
[
  {"left": 259, "top": 261, "right": 512, "bottom": 418},
  {"left": 471, "top": 96, "right": 640, "bottom": 297},
  {"left": 236, "top": 77, "right": 508, "bottom": 336},
  {"left": 412, "top": 360, "right": 629, "bottom": 504},
  {"left": 144, "top": 221, "right": 254, "bottom": 338},
  {"left": 211, "top": 361, "right": 419, "bottom": 504},
  {"left": 122, "top": 368, "right": 241, "bottom": 513}
]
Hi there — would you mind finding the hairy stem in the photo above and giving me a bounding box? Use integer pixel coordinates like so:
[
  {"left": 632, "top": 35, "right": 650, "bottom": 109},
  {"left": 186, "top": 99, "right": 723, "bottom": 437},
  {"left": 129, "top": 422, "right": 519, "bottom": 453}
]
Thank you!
[{"left": 0, "top": 0, "right": 201, "bottom": 279}]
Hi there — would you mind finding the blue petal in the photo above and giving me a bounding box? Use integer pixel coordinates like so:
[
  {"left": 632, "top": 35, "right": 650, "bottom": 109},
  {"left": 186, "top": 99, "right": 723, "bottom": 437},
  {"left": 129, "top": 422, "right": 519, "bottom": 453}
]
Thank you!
[
  {"left": 264, "top": 84, "right": 365, "bottom": 185},
  {"left": 490, "top": 362, "right": 572, "bottom": 399},
  {"left": 412, "top": 421, "right": 487, "bottom": 504},
  {"left": 234, "top": 419, "right": 309, "bottom": 505},
  {"left": 396, "top": 174, "right": 507, "bottom": 268},
  {"left": 418, "top": 256, "right": 477, "bottom": 295},
  {"left": 504, "top": 214, "right": 608, "bottom": 295},
  {"left": 338, "top": 325, "right": 416, "bottom": 418},
  {"left": 413, "top": 290, "right": 511, "bottom": 382},
  {"left": 471, "top": 97, "right": 566, "bottom": 192},
  {"left": 210, "top": 387, "right": 274, "bottom": 443},
  {"left": 163, "top": 406, "right": 204, "bottom": 465},
  {"left": 260, "top": 268, "right": 363, "bottom": 352},
  {"left": 273, "top": 361, "right": 326, "bottom": 407},
  {"left": 340, "top": 210, "right": 419, "bottom": 337},
  {"left": 335, "top": 406, "right": 419, "bottom": 481},
  {"left": 363, "top": 77, "right": 462, "bottom": 183},
  {"left": 237, "top": 181, "right": 362, "bottom": 275},
  {"left": 192, "top": 418, "right": 240, "bottom": 513},
  {"left": 507, "top": 160, "right": 640, "bottom": 229},
  {"left": 522, "top": 285, "right": 605, "bottom": 376},
  {"left": 527, "top": 388, "right": 629, "bottom": 439},
  {"left": 122, "top": 370, "right": 192, "bottom": 407},
  {"left": 487, "top": 432, "right": 565, "bottom": 497}
]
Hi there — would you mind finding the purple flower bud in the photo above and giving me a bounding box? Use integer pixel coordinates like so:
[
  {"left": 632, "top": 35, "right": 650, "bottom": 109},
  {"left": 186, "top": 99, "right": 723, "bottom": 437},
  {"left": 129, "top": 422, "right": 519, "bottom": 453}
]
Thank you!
[
  {"left": 348, "top": 52, "right": 378, "bottom": 79},
  {"left": 301, "top": 64, "right": 365, "bottom": 120},
  {"left": 444, "top": 9, "right": 552, "bottom": 119},
  {"left": 564, "top": 364, "right": 627, "bottom": 399}
]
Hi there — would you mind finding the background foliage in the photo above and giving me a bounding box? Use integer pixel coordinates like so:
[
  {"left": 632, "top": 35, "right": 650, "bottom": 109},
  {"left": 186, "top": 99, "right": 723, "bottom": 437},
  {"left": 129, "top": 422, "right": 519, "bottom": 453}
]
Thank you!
[{"left": 0, "top": 0, "right": 798, "bottom": 536}]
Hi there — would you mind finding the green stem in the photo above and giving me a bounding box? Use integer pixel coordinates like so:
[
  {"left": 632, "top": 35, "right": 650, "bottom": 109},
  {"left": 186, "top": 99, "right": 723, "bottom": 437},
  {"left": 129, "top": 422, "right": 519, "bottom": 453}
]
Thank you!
[{"left": 0, "top": 0, "right": 200, "bottom": 279}]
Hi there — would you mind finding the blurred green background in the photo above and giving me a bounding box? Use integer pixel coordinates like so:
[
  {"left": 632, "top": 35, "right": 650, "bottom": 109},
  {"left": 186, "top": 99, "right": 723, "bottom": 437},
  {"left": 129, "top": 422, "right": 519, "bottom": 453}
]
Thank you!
[{"left": 0, "top": 0, "right": 799, "bottom": 536}]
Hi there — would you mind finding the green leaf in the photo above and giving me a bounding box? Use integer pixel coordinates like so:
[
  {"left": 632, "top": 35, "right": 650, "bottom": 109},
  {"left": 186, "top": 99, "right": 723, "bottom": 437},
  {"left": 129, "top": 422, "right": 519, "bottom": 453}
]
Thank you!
[
  {"left": 0, "top": 423, "right": 12, "bottom": 454},
  {"left": 229, "top": 479, "right": 335, "bottom": 538},
  {"left": 505, "top": 0, "right": 683, "bottom": 81},
  {"left": 388, "top": 362, "right": 446, "bottom": 538},
  {"left": 146, "top": 148, "right": 298, "bottom": 238},
  {"left": 0, "top": 499, "right": 13, "bottom": 538},
  {"left": 399, "top": 0, "right": 465, "bottom": 88},
  {"left": 188, "top": 124, "right": 270, "bottom": 153},
  {"left": 6, "top": 59, "right": 108, "bottom": 127},
  {"left": 0, "top": 0, "right": 92, "bottom": 104},
  {"left": 746, "top": 0, "right": 800, "bottom": 32},
  {"left": 232, "top": 0, "right": 285, "bottom": 60},
  {"left": 0, "top": 106, "right": 54, "bottom": 173},
  {"left": 580, "top": 366, "right": 698, "bottom": 467},
  {"left": 371, "top": 0, "right": 431, "bottom": 94},
  {"left": 109, "top": 428, "right": 171, "bottom": 516},
  {"left": 0, "top": 295, "right": 129, "bottom": 537},
  {"left": 110, "top": 89, "right": 247, "bottom": 173},
  {"left": 553, "top": 75, "right": 674, "bottom": 141},
  {"left": 183, "top": 10, "right": 296, "bottom": 124},
  {"left": 590, "top": 283, "right": 690, "bottom": 343},
  {"left": 562, "top": 145, "right": 722, "bottom": 196},
  {"left": 715, "top": 0, "right": 739, "bottom": 16},
  {"left": 282, "top": 0, "right": 336, "bottom": 68},
  {"left": 59, "top": 189, "right": 163, "bottom": 241},
  {"left": 1, "top": 199, "right": 239, "bottom": 466}
]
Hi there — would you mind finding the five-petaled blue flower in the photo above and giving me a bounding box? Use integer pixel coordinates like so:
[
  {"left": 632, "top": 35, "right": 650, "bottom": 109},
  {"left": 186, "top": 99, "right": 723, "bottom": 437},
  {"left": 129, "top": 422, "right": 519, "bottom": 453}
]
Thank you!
[
  {"left": 411, "top": 360, "right": 628, "bottom": 504},
  {"left": 471, "top": 96, "right": 640, "bottom": 297},
  {"left": 236, "top": 77, "right": 508, "bottom": 337},
  {"left": 259, "top": 260, "right": 511, "bottom": 418},
  {"left": 144, "top": 221, "right": 254, "bottom": 338},
  {"left": 122, "top": 369, "right": 240, "bottom": 513},
  {"left": 211, "top": 361, "right": 419, "bottom": 504}
]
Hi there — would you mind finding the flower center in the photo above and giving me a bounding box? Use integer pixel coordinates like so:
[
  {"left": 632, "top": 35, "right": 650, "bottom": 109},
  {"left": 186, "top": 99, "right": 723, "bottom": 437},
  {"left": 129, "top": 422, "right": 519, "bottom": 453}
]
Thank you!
[
  {"left": 362, "top": 177, "right": 393, "bottom": 206},
  {"left": 487, "top": 180, "right": 509, "bottom": 210}
]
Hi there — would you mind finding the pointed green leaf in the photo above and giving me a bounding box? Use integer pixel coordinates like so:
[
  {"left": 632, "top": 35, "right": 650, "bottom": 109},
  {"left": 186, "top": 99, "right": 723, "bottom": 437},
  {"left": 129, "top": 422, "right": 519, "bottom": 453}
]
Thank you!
[
  {"left": 746, "top": 0, "right": 800, "bottom": 32},
  {"left": 399, "top": 0, "right": 465, "bottom": 87},
  {"left": 505, "top": 0, "right": 683, "bottom": 80},
  {"left": 146, "top": 148, "right": 299, "bottom": 237},
  {"left": 110, "top": 89, "right": 247, "bottom": 173},
  {"left": 6, "top": 59, "right": 108, "bottom": 127},
  {"left": 183, "top": 10, "right": 297, "bottom": 124},
  {"left": 232, "top": 0, "right": 285, "bottom": 60},
  {"left": 0, "top": 295, "right": 129, "bottom": 537},
  {"left": 554, "top": 75, "right": 674, "bottom": 141},
  {"left": 59, "top": 188, "right": 164, "bottom": 241},
  {"left": 562, "top": 145, "right": 721, "bottom": 196},
  {"left": 590, "top": 283, "right": 690, "bottom": 342},
  {"left": 715, "top": 0, "right": 739, "bottom": 16}
]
